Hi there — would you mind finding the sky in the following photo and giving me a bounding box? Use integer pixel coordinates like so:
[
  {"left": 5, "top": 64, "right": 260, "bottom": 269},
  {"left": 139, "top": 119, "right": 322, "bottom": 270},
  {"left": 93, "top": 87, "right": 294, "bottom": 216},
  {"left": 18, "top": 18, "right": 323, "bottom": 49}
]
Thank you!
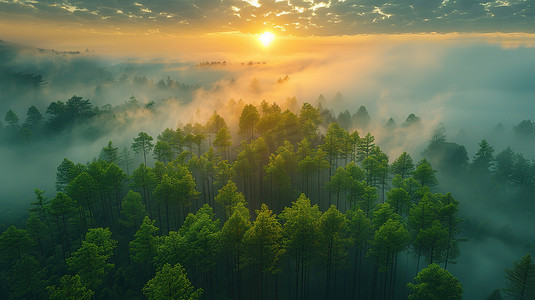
[{"left": 0, "top": 0, "right": 535, "bottom": 53}]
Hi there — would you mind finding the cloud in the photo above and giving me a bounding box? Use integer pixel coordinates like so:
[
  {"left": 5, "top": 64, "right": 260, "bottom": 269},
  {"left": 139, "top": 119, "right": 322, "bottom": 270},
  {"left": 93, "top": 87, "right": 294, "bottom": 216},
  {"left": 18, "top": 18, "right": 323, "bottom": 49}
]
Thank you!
[{"left": 1, "top": 0, "right": 535, "bottom": 35}]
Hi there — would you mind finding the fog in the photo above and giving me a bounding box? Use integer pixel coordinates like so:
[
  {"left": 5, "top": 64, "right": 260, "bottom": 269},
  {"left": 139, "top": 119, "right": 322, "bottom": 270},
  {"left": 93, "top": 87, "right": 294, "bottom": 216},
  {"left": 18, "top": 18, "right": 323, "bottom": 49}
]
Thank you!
[{"left": 1, "top": 36, "right": 535, "bottom": 298}]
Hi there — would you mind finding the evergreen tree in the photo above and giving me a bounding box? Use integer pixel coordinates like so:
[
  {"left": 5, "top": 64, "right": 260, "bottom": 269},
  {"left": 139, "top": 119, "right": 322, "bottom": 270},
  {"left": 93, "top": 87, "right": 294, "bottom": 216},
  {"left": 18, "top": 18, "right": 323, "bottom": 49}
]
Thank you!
[
  {"left": 220, "top": 202, "right": 251, "bottom": 299},
  {"left": 391, "top": 152, "right": 415, "bottom": 179},
  {"left": 243, "top": 204, "right": 284, "bottom": 299},
  {"left": 23, "top": 105, "right": 44, "bottom": 130},
  {"left": 8, "top": 254, "right": 46, "bottom": 299},
  {"left": 504, "top": 254, "right": 535, "bottom": 300},
  {"left": 471, "top": 139, "right": 494, "bottom": 174},
  {"left": 413, "top": 158, "right": 438, "bottom": 187},
  {"left": 66, "top": 228, "right": 117, "bottom": 289},
  {"left": 215, "top": 180, "right": 246, "bottom": 220},
  {"left": 4, "top": 109, "right": 19, "bottom": 128},
  {"left": 120, "top": 190, "right": 148, "bottom": 230},
  {"left": 0, "top": 226, "right": 33, "bottom": 264},
  {"left": 132, "top": 132, "right": 154, "bottom": 166},
  {"left": 143, "top": 263, "right": 203, "bottom": 300},
  {"left": 239, "top": 104, "right": 260, "bottom": 141},
  {"left": 407, "top": 263, "right": 463, "bottom": 300},
  {"left": 100, "top": 141, "right": 119, "bottom": 163},
  {"left": 130, "top": 217, "right": 160, "bottom": 273},
  {"left": 47, "top": 275, "right": 94, "bottom": 300},
  {"left": 317, "top": 205, "right": 351, "bottom": 299},
  {"left": 279, "top": 194, "right": 321, "bottom": 299}
]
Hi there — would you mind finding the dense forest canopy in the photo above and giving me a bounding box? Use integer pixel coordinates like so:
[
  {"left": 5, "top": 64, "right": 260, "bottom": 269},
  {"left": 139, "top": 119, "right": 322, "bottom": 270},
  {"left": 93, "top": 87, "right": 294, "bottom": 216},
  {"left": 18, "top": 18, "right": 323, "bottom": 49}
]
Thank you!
[{"left": 1, "top": 93, "right": 535, "bottom": 299}]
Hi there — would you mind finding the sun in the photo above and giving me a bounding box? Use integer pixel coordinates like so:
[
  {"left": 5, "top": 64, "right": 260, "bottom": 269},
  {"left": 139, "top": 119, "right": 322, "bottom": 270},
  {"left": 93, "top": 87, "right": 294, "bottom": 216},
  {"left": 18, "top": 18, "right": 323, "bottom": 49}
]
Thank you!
[{"left": 258, "top": 32, "right": 275, "bottom": 47}]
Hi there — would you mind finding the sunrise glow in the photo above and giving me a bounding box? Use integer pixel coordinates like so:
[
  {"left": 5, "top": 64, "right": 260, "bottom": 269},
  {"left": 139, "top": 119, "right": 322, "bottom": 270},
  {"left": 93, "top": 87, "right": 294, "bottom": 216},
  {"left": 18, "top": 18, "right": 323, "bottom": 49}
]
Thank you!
[{"left": 259, "top": 32, "right": 275, "bottom": 47}]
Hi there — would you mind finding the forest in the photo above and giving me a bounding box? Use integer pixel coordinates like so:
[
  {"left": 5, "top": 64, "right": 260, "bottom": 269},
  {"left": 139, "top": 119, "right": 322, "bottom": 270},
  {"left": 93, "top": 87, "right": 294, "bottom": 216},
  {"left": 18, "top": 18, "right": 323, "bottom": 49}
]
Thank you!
[{"left": 1, "top": 95, "right": 535, "bottom": 300}]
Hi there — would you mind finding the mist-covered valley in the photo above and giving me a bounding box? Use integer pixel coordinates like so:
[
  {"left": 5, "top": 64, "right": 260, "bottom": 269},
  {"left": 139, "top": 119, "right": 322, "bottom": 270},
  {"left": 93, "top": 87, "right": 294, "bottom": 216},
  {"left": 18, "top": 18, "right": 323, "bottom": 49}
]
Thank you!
[{"left": 1, "top": 36, "right": 535, "bottom": 299}]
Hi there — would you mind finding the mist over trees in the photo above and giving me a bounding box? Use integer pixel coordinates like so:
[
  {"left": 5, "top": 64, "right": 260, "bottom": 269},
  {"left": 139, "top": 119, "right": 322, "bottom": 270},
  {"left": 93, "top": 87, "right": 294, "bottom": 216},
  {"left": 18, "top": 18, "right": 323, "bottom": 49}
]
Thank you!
[
  {"left": 2, "top": 40, "right": 535, "bottom": 299},
  {"left": 1, "top": 95, "right": 535, "bottom": 299}
]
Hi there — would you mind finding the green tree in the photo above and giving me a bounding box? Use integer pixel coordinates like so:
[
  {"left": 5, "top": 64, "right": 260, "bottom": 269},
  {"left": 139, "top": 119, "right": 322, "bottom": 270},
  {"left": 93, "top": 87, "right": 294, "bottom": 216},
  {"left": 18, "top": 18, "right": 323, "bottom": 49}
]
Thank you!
[
  {"left": 66, "top": 228, "right": 117, "bottom": 289},
  {"left": 326, "top": 166, "right": 350, "bottom": 207},
  {"left": 175, "top": 205, "right": 220, "bottom": 298},
  {"left": 438, "top": 193, "right": 461, "bottom": 269},
  {"left": 215, "top": 180, "right": 246, "bottom": 220},
  {"left": 346, "top": 208, "right": 372, "bottom": 299},
  {"left": 317, "top": 205, "right": 351, "bottom": 299},
  {"left": 0, "top": 226, "right": 33, "bottom": 264},
  {"left": 130, "top": 217, "right": 160, "bottom": 275},
  {"left": 8, "top": 254, "right": 46, "bottom": 299},
  {"left": 5, "top": 109, "right": 19, "bottom": 128},
  {"left": 120, "top": 190, "right": 148, "bottom": 230},
  {"left": 264, "top": 154, "right": 292, "bottom": 211},
  {"left": 99, "top": 141, "right": 119, "bottom": 164},
  {"left": 504, "top": 254, "right": 535, "bottom": 300},
  {"left": 357, "top": 132, "right": 375, "bottom": 162},
  {"left": 391, "top": 152, "right": 415, "bottom": 179},
  {"left": 47, "top": 275, "right": 94, "bottom": 300},
  {"left": 23, "top": 105, "right": 44, "bottom": 130},
  {"left": 354, "top": 105, "right": 370, "bottom": 129},
  {"left": 243, "top": 204, "right": 284, "bottom": 299},
  {"left": 213, "top": 126, "right": 232, "bottom": 159},
  {"left": 413, "top": 158, "right": 438, "bottom": 187},
  {"left": 409, "top": 193, "right": 441, "bottom": 271},
  {"left": 279, "top": 194, "right": 321, "bottom": 299},
  {"left": 132, "top": 132, "right": 154, "bottom": 166},
  {"left": 153, "top": 141, "right": 174, "bottom": 164},
  {"left": 131, "top": 163, "right": 157, "bottom": 202},
  {"left": 205, "top": 111, "right": 228, "bottom": 140},
  {"left": 386, "top": 188, "right": 411, "bottom": 216},
  {"left": 471, "top": 139, "right": 494, "bottom": 175},
  {"left": 239, "top": 104, "right": 260, "bottom": 141},
  {"left": 407, "top": 263, "right": 463, "bottom": 300},
  {"left": 143, "top": 263, "right": 203, "bottom": 300},
  {"left": 322, "top": 123, "right": 346, "bottom": 175},
  {"left": 67, "top": 172, "right": 97, "bottom": 227},
  {"left": 416, "top": 220, "right": 449, "bottom": 265},
  {"left": 103, "top": 162, "right": 127, "bottom": 207},
  {"left": 48, "top": 192, "right": 77, "bottom": 256},
  {"left": 56, "top": 158, "right": 85, "bottom": 192},
  {"left": 157, "top": 128, "right": 183, "bottom": 158},
  {"left": 220, "top": 202, "right": 251, "bottom": 299},
  {"left": 368, "top": 218, "right": 409, "bottom": 299},
  {"left": 299, "top": 102, "right": 322, "bottom": 142}
]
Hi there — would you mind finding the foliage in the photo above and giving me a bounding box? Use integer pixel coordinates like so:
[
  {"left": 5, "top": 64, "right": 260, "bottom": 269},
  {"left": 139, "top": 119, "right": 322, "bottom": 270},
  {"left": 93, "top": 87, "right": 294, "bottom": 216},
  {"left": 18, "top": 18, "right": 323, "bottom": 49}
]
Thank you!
[
  {"left": 504, "top": 254, "right": 535, "bottom": 300},
  {"left": 143, "top": 263, "right": 203, "bottom": 300},
  {"left": 407, "top": 263, "right": 463, "bottom": 300}
]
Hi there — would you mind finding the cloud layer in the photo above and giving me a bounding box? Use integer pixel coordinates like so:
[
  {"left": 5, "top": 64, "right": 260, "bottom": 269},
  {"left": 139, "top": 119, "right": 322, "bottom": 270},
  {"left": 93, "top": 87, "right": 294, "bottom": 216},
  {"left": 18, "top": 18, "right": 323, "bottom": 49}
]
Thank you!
[{"left": 1, "top": 0, "right": 534, "bottom": 35}]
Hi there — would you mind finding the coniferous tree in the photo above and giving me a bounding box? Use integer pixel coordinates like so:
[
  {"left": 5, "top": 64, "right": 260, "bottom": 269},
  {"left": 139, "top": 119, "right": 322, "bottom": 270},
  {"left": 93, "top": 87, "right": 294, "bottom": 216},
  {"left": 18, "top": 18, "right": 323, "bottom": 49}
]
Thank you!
[
  {"left": 220, "top": 202, "right": 251, "bottom": 299},
  {"left": 120, "top": 190, "right": 148, "bottom": 231},
  {"left": 317, "top": 205, "right": 351, "bottom": 300},
  {"left": 47, "top": 275, "right": 94, "bottom": 300},
  {"left": 391, "top": 152, "right": 415, "bottom": 179},
  {"left": 66, "top": 228, "right": 117, "bottom": 290},
  {"left": 8, "top": 254, "right": 46, "bottom": 299},
  {"left": 279, "top": 194, "right": 321, "bottom": 299},
  {"left": 504, "top": 254, "right": 535, "bottom": 300},
  {"left": 130, "top": 217, "right": 160, "bottom": 277},
  {"left": 215, "top": 180, "right": 246, "bottom": 220},
  {"left": 407, "top": 263, "right": 463, "bottom": 300},
  {"left": 413, "top": 159, "right": 438, "bottom": 187},
  {"left": 132, "top": 132, "right": 154, "bottom": 166},
  {"left": 243, "top": 204, "right": 284, "bottom": 299},
  {"left": 100, "top": 141, "right": 119, "bottom": 164},
  {"left": 143, "top": 263, "right": 203, "bottom": 300}
]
